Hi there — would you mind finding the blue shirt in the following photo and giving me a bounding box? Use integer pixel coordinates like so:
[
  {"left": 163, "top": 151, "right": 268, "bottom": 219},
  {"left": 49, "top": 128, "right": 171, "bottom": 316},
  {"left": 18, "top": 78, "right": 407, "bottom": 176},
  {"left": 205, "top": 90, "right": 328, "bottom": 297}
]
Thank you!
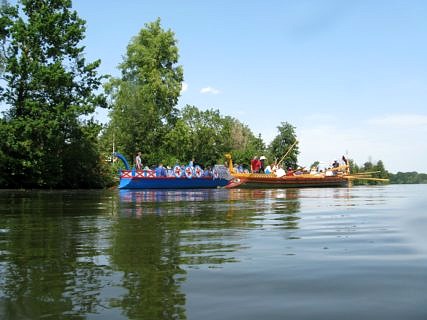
[{"left": 155, "top": 166, "right": 167, "bottom": 177}]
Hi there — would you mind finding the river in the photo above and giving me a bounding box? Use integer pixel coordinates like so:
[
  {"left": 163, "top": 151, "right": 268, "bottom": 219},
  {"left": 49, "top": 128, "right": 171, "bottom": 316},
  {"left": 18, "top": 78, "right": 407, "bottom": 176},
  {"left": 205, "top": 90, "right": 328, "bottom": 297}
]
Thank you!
[{"left": 0, "top": 184, "right": 426, "bottom": 319}]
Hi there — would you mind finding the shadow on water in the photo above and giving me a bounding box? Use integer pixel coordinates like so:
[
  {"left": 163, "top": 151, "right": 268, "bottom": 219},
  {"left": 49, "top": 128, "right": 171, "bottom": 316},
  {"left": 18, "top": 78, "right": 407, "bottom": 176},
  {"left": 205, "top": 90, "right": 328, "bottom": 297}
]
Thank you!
[{"left": 0, "top": 189, "right": 301, "bottom": 319}]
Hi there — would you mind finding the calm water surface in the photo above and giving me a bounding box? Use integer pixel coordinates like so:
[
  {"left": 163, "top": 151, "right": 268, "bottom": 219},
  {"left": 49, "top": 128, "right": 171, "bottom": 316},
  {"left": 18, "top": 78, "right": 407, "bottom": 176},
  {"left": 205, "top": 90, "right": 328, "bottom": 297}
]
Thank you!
[{"left": 0, "top": 184, "right": 426, "bottom": 319}]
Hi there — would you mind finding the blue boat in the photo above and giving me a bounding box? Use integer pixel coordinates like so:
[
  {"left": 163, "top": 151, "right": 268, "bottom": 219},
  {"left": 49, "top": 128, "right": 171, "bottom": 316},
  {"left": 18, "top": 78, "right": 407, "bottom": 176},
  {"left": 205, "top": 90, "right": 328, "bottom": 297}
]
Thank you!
[{"left": 114, "top": 153, "right": 231, "bottom": 189}]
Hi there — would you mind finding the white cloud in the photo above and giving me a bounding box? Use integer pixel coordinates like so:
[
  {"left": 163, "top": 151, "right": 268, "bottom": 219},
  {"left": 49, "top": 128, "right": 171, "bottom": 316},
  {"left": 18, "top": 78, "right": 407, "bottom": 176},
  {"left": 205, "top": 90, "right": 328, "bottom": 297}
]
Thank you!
[
  {"left": 200, "top": 86, "right": 220, "bottom": 94},
  {"left": 181, "top": 82, "right": 188, "bottom": 93}
]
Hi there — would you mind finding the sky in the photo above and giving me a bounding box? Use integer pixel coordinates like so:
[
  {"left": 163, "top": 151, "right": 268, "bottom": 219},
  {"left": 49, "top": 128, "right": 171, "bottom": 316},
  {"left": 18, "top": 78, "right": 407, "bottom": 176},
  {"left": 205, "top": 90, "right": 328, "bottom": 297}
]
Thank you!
[{"left": 23, "top": 1, "right": 427, "bottom": 172}]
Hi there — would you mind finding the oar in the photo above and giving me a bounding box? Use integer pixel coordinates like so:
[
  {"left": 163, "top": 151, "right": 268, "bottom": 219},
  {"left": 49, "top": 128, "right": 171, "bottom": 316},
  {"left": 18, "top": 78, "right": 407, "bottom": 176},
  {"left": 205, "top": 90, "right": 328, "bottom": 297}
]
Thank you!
[
  {"left": 351, "top": 171, "right": 382, "bottom": 175},
  {"left": 345, "top": 176, "right": 389, "bottom": 182},
  {"left": 277, "top": 140, "right": 298, "bottom": 167}
]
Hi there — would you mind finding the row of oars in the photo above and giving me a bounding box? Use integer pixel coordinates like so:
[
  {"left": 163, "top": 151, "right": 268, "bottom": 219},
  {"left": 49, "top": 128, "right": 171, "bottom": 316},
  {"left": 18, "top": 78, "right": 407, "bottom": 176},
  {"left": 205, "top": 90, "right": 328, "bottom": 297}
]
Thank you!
[{"left": 344, "top": 171, "right": 389, "bottom": 182}]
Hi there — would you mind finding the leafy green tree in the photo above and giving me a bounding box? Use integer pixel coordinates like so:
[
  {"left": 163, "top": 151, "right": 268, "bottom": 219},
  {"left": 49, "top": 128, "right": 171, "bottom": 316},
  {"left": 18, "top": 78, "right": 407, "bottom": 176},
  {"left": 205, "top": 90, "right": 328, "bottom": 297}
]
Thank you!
[
  {"left": 222, "top": 117, "right": 261, "bottom": 167},
  {"left": 167, "top": 105, "right": 231, "bottom": 166},
  {"left": 162, "top": 105, "right": 260, "bottom": 168},
  {"left": 374, "top": 160, "right": 388, "bottom": 179},
  {"left": 268, "top": 122, "right": 299, "bottom": 169},
  {"left": 388, "top": 171, "right": 427, "bottom": 184},
  {"left": 0, "top": 0, "right": 107, "bottom": 188},
  {"left": 104, "top": 18, "right": 183, "bottom": 164},
  {"left": 349, "top": 159, "right": 390, "bottom": 185},
  {"left": 162, "top": 117, "right": 192, "bottom": 164}
]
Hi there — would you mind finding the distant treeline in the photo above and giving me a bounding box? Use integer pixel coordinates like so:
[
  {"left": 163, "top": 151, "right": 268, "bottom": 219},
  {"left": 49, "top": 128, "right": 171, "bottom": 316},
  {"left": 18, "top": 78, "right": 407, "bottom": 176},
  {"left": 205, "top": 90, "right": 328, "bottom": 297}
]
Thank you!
[
  {"left": 349, "top": 160, "right": 427, "bottom": 185},
  {"left": 388, "top": 172, "right": 427, "bottom": 184}
]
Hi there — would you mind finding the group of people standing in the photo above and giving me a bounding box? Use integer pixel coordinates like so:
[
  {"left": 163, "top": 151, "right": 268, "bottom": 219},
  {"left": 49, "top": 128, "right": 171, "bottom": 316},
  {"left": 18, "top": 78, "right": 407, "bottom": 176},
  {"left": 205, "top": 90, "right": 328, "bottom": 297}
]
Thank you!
[
  {"left": 249, "top": 155, "right": 349, "bottom": 176},
  {"left": 134, "top": 151, "right": 349, "bottom": 178},
  {"left": 250, "top": 156, "right": 284, "bottom": 175},
  {"left": 134, "top": 152, "right": 213, "bottom": 177}
]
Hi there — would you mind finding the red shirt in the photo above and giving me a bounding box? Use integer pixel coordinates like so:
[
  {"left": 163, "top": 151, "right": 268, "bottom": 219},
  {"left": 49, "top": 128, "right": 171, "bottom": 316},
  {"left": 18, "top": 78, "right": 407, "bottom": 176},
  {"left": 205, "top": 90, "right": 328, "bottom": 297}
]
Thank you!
[{"left": 251, "top": 159, "right": 261, "bottom": 172}]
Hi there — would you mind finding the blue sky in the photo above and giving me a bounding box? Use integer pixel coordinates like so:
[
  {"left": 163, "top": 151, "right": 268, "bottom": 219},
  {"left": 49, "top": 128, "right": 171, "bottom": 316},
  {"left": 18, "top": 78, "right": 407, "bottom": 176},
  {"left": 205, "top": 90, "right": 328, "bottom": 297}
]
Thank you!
[{"left": 70, "top": 1, "right": 427, "bottom": 172}]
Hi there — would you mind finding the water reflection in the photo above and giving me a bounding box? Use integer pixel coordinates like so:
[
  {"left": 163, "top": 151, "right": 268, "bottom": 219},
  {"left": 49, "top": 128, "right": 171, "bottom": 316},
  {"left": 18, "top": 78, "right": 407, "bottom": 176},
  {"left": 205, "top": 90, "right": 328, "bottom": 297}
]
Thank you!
[
  {"left": 0, "top": 188, "right": 302, "bottom": 319},
  {"left": 0, "top": 191, "right": 113, "bottom": 319}
]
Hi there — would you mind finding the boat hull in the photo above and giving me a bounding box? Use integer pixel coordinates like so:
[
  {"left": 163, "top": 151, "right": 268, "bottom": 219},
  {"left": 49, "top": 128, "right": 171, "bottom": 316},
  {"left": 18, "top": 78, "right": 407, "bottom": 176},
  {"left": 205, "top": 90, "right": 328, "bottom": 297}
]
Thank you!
[
  {"left": 119, "top": 175, "right": 229, "bottom": 189},
  {"left": 229, "top": 173, "right": 349, "bottom": 188}
]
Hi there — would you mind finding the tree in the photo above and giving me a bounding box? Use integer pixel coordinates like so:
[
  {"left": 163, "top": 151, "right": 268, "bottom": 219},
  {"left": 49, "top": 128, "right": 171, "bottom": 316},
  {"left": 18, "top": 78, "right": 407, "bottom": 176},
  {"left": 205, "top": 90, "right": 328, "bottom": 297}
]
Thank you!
[
  {"left": 222, "top": 117, "right": 261, "bottom": 167},
  {"left": 164, "top": 105, "right": 232, "bottom": 166},
  {"left": 0, "top": 0, "right": 107, "bottom": 188},
  {"left": 104, "top": 18, "right": 183, "bottom": 164},
  {"left": 389, "top": 171, "right": 427, "bottom": 184},
  {"left": 268, "top": 122, "right": 299, "bottom": 169}
]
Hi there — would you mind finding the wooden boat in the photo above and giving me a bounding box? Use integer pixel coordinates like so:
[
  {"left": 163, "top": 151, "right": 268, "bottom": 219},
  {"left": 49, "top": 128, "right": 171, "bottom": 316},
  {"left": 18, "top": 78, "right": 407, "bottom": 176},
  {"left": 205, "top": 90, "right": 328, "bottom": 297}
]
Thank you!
[
  {"left": 226, "top": 172, "right": 349, "bottom": 188},
  {"left": 225, "top": 154, "right": 388, "bottom": 189},
  {"left": 225, "top": 153, "right": 350, "bottom": 189},
  {"left": 114, "top": 153, "right": 231, "bottom": 189}
]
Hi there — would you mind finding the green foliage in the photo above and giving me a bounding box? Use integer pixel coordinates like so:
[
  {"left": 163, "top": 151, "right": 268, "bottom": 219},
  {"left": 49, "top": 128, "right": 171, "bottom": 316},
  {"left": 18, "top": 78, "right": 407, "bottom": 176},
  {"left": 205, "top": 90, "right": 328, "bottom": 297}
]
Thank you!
[
  {"left": 349, "top": 159, "right": 389, "bottom": 185},
  {"left": 163, "top": 105, "right": 259, "bottom": 167},
  {"left": 225, "top": 122, "right": 263, "bottom": 167},
  {"left": 389, "top": 172, "right": 427, "bottom": 184},
  {"left": 268, "top": 122, "right": 299, "bottom": 169},
  {"left": 0, "top": 0, "right": 107, "bottom": 188},
  {"left": 104, "top": 18, "right": 183, "bottom": 164}
]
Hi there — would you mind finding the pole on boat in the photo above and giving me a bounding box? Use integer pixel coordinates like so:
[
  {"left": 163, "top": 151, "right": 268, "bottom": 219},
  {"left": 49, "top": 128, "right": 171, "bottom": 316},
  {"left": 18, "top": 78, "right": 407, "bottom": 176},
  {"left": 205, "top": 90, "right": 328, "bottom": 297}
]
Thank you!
[{"left": 277, "top": 140, "right": 298, "bottom": 168}]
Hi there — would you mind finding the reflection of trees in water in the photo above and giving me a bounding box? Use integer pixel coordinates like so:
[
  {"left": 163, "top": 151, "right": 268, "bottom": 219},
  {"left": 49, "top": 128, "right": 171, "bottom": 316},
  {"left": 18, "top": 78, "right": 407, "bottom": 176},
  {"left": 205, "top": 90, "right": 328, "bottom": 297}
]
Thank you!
[
  {"left": 0, "top": 191, "right": 114, "bottom": 319},
  {"left": 109, "top": 217, "right": 186, "bottom": 319},
  {"left": 270, "top": 189, "right": 301, "bottom": 230},
  {"left": 111, "top": 191, "right": 261, "bottom": 318},
  {"left": 0, "top": 189, "right": 303, "bottom": 319},
  {"left": 226, "top": 189, "right": 301, "bottom": 230}
]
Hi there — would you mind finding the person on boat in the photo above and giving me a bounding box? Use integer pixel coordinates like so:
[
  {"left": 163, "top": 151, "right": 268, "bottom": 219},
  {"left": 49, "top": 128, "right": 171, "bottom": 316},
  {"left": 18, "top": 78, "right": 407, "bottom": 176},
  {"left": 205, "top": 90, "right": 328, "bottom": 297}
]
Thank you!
[
  {"left": 250, "top": 156, "right": 256, "bottom": 173},
  {"left": 166, "top": 166, "right": 173, "bottom": 176},
  {"left": 237, "top": 164, "right": 244, "bottom": 173},
  {"left": 310, "top": 166, "right": 318, "bottom": 174},
  {"left": 189, "top": 158, "right": 194, "bottom": 168},
  {"left": 155, "top": 163, "right": 167, "bottom": 177},
  {"left": 264, "top": 165, "right": 272, "bottom": 174},
  {"left": 204, "top": 166, "right": 212, "bottom": 176},
  {"left": 233, "top": 164, "right": 239, "bottom": 173},
  {"left": 251, "top": 156, "right": 261, "bottom": 173},
  {"left": 325, "top": 167, "right": 334, "bottom": 176},
  {"left": 286, "top": 167, "right": 294, "bottom": 176},
  {"left": 342, "top": 155, "right": 350, "bottom": 174},
  {"left": 342, "top": 155, "right": 349, "bottom": 165},
  {"left": 271, "top": 161, "right": 278, "bottom": 173},
  {"left": 135, "top": 152, "right": 142, "bottom": 170},
  {"left": 332, "top": 160, "right": 340, "bottom": 175},
  {"left": 259, "top": 156, "right": 266, "bottom": 173}
]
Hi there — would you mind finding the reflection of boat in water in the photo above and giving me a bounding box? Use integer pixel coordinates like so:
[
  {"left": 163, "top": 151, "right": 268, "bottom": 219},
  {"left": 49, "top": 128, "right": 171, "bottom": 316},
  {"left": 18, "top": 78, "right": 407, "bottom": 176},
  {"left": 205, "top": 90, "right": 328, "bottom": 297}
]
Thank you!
[
  {"left": 119, "top": 189, "right": 231, "bottom": 203},
  {"left": 114, "top": 153, "right": 231, "bottom": 189}
]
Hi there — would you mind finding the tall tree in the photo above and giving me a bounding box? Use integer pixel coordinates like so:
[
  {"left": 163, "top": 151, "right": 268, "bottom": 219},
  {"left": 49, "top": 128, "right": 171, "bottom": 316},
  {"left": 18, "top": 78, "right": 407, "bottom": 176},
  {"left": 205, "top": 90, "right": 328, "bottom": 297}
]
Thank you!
[
  {"left": 105, "top": 18, "right": 183, "bottom": 164},
  {"left": 0, "top": 0, "right": 106, "bottom": 188},
  {"left": 162, "top": 105, "right": 260, "bottom": 167},
  {"left": 268, "top": 122, "right": 299, "bottom": 169},
  {"left": 221, "top": 116, "right": 261, "bottom": 166}
]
